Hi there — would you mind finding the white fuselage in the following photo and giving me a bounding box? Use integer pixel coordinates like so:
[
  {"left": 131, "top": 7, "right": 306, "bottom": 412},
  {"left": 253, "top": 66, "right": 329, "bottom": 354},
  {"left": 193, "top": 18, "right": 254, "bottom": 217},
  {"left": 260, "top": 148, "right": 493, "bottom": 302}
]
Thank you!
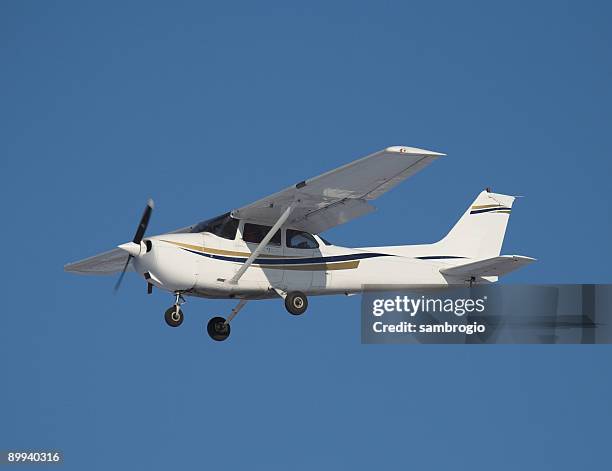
[{"left": 131, "top": 220, "right": 467, "bottom": 300}]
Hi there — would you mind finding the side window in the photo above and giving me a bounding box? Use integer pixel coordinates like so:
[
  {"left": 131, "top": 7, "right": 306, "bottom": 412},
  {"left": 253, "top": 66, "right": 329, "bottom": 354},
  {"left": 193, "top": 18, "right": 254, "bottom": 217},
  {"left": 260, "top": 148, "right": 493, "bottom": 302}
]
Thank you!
[
  {"left": 286, "top": 229, "right": 319, "bottom": 249},
  {"left": 243, "top": 223, "right": 281, "bottom": 246}
]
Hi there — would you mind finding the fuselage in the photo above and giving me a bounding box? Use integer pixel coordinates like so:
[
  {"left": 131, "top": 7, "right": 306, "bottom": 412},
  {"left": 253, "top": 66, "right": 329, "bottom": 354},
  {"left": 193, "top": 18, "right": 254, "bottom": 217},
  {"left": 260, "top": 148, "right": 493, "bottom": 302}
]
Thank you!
[{"left": 131, "top": 218, "right": 465, "bottom": 300}]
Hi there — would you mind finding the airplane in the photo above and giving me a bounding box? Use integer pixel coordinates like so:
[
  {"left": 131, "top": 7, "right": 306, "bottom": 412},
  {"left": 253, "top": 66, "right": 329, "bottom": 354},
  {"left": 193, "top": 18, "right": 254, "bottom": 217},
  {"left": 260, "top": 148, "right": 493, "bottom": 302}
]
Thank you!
[{"left": 65, "top": 146, "right": 535, "bottom": 341}]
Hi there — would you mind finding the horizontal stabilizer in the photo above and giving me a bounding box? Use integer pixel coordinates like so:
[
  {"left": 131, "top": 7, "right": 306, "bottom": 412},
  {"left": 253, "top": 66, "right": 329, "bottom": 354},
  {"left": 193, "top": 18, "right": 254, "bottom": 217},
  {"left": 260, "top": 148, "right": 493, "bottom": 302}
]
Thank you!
[
  {"left": 440, "top": 255, "right": 535, "bottom": 278},
  {"left": 64, "top": 248, "right": 133, "bottom": 275}
]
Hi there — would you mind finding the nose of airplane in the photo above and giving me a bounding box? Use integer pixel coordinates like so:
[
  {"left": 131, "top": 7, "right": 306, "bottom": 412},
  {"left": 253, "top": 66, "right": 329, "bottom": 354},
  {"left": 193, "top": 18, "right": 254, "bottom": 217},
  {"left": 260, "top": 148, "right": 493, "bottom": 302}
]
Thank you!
[{"left": 118, "top": 241, "right": 142, "bottom": 257}]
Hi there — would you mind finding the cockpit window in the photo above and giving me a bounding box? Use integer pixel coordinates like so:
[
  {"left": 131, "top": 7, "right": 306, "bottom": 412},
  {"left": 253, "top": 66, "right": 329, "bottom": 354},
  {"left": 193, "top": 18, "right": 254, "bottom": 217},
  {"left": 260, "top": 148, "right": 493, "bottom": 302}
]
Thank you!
[
  {"left": 286, "top": 229, "right": 319, "bottom": 249},
  {"left": 243, "top": 223, "right": 281, "bottom": 246},
  {"left": 191, "top": 213, "right": 239, "bottom": 240}
]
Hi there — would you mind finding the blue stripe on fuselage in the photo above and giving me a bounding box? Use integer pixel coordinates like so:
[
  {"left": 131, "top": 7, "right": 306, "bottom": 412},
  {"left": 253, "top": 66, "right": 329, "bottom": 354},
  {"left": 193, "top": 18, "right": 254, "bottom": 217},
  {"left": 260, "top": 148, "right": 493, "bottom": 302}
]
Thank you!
[{"left": 181, "top": 248, "right": 389, "bottom": 265}]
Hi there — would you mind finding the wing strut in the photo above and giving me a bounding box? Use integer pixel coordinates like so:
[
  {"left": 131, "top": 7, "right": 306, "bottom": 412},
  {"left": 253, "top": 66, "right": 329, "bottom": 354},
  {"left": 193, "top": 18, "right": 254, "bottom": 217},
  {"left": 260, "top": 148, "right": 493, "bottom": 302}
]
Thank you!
[{"left": 228, "top": 203, "right": 296, "bottom": 284}]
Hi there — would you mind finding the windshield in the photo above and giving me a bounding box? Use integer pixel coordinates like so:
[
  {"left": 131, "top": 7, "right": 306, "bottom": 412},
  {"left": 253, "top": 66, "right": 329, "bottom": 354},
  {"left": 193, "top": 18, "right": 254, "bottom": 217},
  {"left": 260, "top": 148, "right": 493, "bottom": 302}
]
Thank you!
[{"left": 191, "top": 213, "right": 239, "bottom": 240}]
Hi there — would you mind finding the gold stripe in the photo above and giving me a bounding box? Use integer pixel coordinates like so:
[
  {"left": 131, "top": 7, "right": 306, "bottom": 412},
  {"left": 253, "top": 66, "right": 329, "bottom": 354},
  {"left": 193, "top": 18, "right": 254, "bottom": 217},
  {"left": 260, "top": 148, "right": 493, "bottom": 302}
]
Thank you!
[
  {"left": 494, "top": 210, "right": 511, "bottom": 214},
  {"left": 161, "top": 240, "right": 288, "bottom": 258},
  {"left": 471, "top": 204, "right": 503, "bottom": 209},
  {"left": 263, "top": 261, "right": 360, "bottom": 271}
]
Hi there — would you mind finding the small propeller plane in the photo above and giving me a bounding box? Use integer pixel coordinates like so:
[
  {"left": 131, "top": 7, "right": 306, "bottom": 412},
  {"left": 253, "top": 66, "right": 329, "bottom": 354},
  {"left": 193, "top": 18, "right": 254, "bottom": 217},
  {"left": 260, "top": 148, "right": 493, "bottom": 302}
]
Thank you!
[{"left": 65, "top": 146, "right": 535, "bottom": 341}]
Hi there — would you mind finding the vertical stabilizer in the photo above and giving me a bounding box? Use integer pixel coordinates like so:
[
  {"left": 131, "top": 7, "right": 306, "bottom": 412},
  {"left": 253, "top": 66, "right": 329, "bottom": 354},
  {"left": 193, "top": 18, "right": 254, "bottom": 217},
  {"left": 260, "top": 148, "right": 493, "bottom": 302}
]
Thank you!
[{"left": 434, "top": 190, "right": 515, "bottom": 259}]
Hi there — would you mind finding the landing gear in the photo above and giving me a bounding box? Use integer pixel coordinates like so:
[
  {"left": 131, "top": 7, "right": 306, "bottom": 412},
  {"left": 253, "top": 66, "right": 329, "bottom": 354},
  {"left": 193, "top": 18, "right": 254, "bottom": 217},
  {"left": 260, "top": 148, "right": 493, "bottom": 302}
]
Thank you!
[
  {"left": 165, "top": 292, "right": 185, "bottom": 328},
  {"left": 285, "top": 291, "right": 308, "bottom": 315},
  {"left": 165, "top": 307, "right": 184, "bottom": 327},
  {"left": 205, "top": 300, "right": 247, "bottom": 341},
  {"left": 207, "top": 316, "right": 231, "bottom": 341}
]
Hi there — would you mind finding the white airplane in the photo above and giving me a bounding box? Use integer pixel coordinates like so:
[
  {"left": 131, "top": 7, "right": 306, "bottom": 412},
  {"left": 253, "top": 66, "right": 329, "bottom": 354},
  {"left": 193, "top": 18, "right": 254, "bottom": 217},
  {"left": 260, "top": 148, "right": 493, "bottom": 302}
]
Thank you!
[{"left": 65, "top": 146, "right": 535, "bottom": 341}]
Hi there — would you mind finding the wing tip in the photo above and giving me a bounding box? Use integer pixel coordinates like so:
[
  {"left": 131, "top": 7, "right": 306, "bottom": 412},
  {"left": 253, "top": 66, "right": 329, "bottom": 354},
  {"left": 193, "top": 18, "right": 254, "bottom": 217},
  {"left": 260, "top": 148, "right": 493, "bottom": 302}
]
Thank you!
[
  {"left": 64, "top": 262, "right": 89, "bottom": 274},
  {"left": 385, "top": 146, "right": 446, "bottom": 157},
  {"left": 494, "top": 255, "right": 537, "bottom": 263},
  {"left": 509, "top": 255, "right": 537, "bottom": 263}
]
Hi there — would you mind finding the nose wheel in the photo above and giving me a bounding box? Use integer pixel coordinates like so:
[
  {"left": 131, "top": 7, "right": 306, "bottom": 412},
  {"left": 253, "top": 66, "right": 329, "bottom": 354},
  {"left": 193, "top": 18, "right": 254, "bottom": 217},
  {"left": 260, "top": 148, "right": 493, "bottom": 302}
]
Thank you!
[
  {"left": 164, "top": 292, "right": 185, "bottom": 328},
  {"left": 164, "top": 306, "right": 184, "bottom": 327}
]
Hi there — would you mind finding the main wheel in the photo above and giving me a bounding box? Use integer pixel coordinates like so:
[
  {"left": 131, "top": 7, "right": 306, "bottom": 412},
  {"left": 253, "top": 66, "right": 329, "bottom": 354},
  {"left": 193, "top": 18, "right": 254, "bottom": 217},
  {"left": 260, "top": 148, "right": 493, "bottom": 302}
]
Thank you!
[
  {"left": 164, "top": 307, "right": 184, "bottom": 327},
  {"left": 207, "top": 316, "right": 231, "bottom": 341},
  {"left": 285, "top": 291, "right": 308, "bottom": 315}
]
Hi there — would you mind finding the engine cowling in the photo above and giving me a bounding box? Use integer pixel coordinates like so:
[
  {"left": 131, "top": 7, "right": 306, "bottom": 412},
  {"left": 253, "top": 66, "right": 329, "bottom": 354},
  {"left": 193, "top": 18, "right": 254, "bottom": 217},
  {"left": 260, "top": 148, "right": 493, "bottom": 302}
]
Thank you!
[{"left": 131, "top": 239, "right": 197, "bottom": 292}]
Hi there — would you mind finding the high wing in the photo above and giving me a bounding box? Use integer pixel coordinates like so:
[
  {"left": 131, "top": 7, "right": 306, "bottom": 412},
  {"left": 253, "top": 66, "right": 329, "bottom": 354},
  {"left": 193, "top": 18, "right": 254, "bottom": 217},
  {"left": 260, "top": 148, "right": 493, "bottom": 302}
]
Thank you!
[
  {"left": 230, "top": 146, "right": 445, "bottom": 233},
  {"left": 440, "top": 255, "right": 536, "bottom": 278},
  {"left": 64, "top": 248, "right": 133, "bottom": 275},
  {"left": 65, "top": 146, "right": 444, "bottom": 275}
]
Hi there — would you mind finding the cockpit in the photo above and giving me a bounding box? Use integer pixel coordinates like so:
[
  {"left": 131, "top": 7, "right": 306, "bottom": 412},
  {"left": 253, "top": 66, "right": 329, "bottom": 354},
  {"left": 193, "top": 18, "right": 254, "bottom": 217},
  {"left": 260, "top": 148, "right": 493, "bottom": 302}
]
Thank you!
[
  {"left": 190, "top": 212, "right": 239, "bottom": 239},
  {"left": 190, "top": 213, "right": 333, "bottom": 248}
]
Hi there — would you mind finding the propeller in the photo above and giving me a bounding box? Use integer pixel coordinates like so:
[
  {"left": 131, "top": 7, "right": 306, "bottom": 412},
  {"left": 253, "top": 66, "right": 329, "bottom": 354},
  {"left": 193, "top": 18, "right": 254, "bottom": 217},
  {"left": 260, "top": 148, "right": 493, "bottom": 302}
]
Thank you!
[{"left": 114, "top": 199, "right": 154, "bottom": 292}]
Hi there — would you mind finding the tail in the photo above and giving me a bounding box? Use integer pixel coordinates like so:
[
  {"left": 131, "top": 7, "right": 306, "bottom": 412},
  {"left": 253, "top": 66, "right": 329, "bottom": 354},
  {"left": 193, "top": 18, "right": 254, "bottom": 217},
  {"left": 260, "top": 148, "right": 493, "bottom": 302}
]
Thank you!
[
  {"left": 360, "top": 189, "right": 535, "bottom": 278},
  {"left": 433, "top": 189, "right": 515, "bottom": 259}
]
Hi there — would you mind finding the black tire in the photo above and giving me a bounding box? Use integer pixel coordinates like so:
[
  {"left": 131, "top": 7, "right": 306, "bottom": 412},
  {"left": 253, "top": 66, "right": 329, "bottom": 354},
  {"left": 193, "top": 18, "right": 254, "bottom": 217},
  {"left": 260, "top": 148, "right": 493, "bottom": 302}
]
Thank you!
[
  {"left": 285, "top": 291, "right": 308, "bottom": 315},
  {"left": 164, "top": 307, "right": 184, "bottom": 327},
  {"left": 207, "top": 316, "right": 231, "bottom": 341}
]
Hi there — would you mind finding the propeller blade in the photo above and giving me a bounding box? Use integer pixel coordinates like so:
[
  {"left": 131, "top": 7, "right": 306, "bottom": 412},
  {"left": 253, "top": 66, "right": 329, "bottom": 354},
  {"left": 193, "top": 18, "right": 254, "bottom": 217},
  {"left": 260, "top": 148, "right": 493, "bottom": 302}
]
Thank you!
[
  {"left": 114, "top": 255, "right": 132, "bottom": 293},
  {"left": 114, "top": 199, "right": 154, "bottom": 293},
  {"left": 133, "top": 198, "right": 154, "bottom": 244}
]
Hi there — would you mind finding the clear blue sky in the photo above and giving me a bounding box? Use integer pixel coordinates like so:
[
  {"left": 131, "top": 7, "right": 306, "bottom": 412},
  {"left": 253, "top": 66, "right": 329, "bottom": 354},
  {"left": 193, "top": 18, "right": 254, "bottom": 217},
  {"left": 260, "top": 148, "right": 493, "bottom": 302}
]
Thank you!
[{"left": 1, "top": 1, "right": 611, "bottom": 469}]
